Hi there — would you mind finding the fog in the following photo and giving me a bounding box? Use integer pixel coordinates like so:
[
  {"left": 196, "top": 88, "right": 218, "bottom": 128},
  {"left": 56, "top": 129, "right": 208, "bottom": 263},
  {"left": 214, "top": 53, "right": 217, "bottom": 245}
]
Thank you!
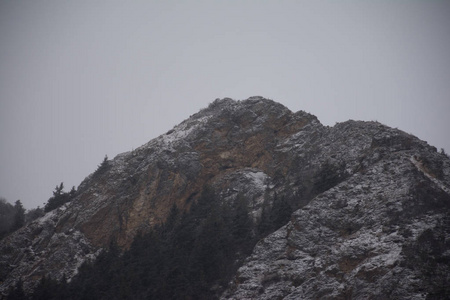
[{"left": 1, "top": 1, "right": 449, "bottom": 208}]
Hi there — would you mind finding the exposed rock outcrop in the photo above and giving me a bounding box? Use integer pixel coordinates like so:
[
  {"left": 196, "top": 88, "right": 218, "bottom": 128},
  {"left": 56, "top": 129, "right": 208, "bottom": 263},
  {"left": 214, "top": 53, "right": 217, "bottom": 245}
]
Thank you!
[
  {"left": 222, "top": 151, "right": 450, "bottom": 299},
  {"left": 1, "top": 97, "right": 449, "bottom": 299}
]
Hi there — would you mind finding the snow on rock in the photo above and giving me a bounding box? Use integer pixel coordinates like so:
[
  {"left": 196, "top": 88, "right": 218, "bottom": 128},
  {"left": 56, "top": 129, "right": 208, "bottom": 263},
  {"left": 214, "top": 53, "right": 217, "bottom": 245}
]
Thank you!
[
  {"left": 0, "top": 208, "right": 96, "bottom": 294},
  {"left": 222, "top": 149, "right": 450, "bottom": 299},
  {"left": 2, "top": 97, "right": 449, "bottom": 298}
]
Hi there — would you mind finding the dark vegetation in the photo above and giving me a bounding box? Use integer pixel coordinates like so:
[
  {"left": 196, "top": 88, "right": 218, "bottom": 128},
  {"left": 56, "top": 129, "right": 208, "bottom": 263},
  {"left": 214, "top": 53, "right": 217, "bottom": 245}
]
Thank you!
[
  {"left": 313, "top": 160, "right": 348, "bottom": 194},
  {"left": 401, "top": 220, "right": 450, "bottom": 298},
  {"left": 0, "top": 199, "right": 26, "bottom": 240},
  {"left": 258, "top": 191, "right": 294, "bottom": 236},
  {"left": 43, "top": 155, "right": 109, "bottom": 213},
  {"left": 6, "top": 186, "right": 298, "bottom": 300},
  {"left": 1, "top": 198, "right": 46, "bottom": 240},
  {"left": 44, "top": 183, "right": 76, "bottom": 213},
  {"left": 1, "top": 156, "right": 108, "bottom": 242},
  {"left": 25, "top": 207, "right": 44, "bottom": 224},
  {"left": 1, "top": 181, "right": 74, "bottom": 240},
  {"left": 3, "top": 156, "right": 342, "bottom": 299},
  {"left": 93, "top": 155, "right": 110, "bottom": 178}
]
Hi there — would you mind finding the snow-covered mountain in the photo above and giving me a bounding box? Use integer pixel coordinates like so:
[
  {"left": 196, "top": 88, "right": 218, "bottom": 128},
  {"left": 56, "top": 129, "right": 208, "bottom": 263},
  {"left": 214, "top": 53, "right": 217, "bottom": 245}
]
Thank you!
[{"left": 1, "top": 97, "right": 449, "bottom": 298}]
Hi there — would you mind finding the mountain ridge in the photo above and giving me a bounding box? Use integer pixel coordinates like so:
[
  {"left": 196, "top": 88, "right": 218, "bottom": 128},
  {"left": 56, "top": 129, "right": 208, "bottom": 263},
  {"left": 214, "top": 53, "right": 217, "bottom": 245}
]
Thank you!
[{"left": 1, "top": 97, "right": 449, "bottom": 298}]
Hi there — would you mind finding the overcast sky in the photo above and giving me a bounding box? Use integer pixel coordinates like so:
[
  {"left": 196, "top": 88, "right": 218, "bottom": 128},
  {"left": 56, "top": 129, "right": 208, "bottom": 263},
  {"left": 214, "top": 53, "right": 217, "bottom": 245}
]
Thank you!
[{"left": 1, "top": 1, "right": 449, "bottom": 209}]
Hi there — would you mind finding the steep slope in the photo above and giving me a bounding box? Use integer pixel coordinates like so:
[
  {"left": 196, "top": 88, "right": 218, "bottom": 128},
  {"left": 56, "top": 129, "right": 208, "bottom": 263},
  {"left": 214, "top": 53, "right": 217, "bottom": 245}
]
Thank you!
[
  {"left": 222, "top": 128, "right": 450, "bottom": 299},
  {"left": 0, "top": 97, "right": 317, "bottom": 293},
  {"left": 222, "top": 152, "right": 450, "bottom": 299},
  {"left": 1, "top": 97, "right": 449, "bottom": 299}
]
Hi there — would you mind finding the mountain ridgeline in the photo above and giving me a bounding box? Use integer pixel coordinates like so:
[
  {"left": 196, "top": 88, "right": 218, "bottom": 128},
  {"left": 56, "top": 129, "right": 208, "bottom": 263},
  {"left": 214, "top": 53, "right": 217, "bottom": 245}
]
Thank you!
[{"left": 1, "top": 97, "right": 449, "bottom": 299}]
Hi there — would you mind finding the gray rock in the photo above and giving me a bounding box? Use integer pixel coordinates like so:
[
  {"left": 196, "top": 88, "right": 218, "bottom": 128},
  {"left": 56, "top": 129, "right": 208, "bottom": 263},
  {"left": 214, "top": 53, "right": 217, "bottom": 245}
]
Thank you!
[
  {"left": 222, "top": 149, "right": 450, "bottom": 299},
  {"left": 1, "top": 97, "right": 449, "bottom": 299}
]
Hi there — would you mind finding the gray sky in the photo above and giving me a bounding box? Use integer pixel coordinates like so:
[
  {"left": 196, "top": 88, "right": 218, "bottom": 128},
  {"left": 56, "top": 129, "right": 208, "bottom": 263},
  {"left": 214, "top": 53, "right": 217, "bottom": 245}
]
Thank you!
[{"left": 1, "top": 1, "right": 449, "bottom": 209}]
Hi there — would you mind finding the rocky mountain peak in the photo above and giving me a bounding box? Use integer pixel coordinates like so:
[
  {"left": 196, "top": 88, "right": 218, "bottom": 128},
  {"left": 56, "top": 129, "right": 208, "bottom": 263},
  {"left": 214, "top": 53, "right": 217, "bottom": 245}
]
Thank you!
[{"left": 1, "top": 97, "right": 449, "bottom": 298}]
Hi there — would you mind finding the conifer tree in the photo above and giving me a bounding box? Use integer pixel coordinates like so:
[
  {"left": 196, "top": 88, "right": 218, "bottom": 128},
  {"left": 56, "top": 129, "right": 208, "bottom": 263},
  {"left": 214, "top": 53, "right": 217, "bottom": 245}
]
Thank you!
[
  {"left": 271, "top": 193, "right": 292, "bottom": 228},
  {"left": 21, "top": 185, "right": 260, "bottom": 300},
  {"left": 12, "top": 200, "right": 25, "bottom": 231},
  {"left": 7, "top": 278, "right": 26, "bottom": 300},
  {"left": 69, "top": 186, "right": 76, "bottom": 197},
  {"left": 93, "top": 155, "right": 109, "bottom": 177},
  {"left": 25, "top": 206, "right": 44, "bottom": 223},
  {"left": 43, "top": 183, "right": 78, "bottom": 213},
  {"left": 258, "top": 191, "right": 274, "bottom": 236},
  {"left": 0, "top": 198, "right": 15, "bottom": 239},
  {"left": 232, "top": 193, "right": 253, "bottom": 253}
]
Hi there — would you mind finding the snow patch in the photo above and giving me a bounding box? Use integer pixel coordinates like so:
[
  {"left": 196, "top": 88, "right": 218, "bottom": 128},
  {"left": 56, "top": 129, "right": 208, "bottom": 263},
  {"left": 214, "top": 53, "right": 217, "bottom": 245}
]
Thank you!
[
  {"left": 155, "top": 115, "right": 213, "bottom": 151},
  {"left": 245, "top": 171, "right": 269, "bottom": 191},
  {"left": 410, "top": 156, "right": 450, "bottom": 194}
]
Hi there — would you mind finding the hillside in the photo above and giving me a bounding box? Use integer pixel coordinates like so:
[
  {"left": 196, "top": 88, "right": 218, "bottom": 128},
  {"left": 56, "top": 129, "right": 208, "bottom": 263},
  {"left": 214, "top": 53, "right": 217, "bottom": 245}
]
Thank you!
[{"left": 1, "top": 97, "right": 449, "bottom": 299}]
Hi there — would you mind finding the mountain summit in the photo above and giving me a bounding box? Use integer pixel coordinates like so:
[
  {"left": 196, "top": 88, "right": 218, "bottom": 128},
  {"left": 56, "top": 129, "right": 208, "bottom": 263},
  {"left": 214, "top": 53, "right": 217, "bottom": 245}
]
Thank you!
[{"left": 1, "top": 97, "right": 449, "bottom": 299}]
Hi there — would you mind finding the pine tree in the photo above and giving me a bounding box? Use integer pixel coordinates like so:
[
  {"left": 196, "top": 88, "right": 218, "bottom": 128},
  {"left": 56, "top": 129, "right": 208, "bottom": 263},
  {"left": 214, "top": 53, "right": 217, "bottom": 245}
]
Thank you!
[
  {"left": 54, "top": 182, "right": 64, "bottom": 197},
  {"left": 69, "top": 186, "right": 77, "bottom": 197},
  {"left": 258, "top": 191, "right": 274, "bottom": 236},
  {"left": 25, "top": 206, "right": 44, "bottom": 223},
  {"left": 21, "top": 185, "right": 260, "bottom": 300},
  {"left": 231, "top": 193, "right": 253, "bottom": 253},
  {"left": 31, "top": 276, "right": 60, "bottom": 300},
  {"left": 0, "top": 198, "right": 15, "bottom": 239},
  {"left": 12, "top": 200, "right": 25, "bottom": 231},
  {"left": 44, "top": 183, "right": 71, "bottom": 212},
  {"left": 7, "top": 278, "right": 26, "bottom": 300},
  {"left": 93, "top": 155, "right": 109, "bottom": 177},
  {"left": 270, "top": 193, "right": 292, "bottom": 229}
]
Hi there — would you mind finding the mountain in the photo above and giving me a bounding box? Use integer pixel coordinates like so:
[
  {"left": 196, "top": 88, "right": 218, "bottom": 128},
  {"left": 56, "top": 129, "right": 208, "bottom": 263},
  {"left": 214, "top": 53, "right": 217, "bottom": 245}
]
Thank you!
[{"left": 1, "top": 97, "right": 449, "bottom": 299}]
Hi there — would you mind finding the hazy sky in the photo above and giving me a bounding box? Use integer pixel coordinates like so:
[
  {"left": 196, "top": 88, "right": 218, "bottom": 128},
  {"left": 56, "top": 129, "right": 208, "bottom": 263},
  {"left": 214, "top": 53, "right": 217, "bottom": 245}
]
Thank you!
[{"left": 1, "top": 1, "right": 449, "bottom": 209}]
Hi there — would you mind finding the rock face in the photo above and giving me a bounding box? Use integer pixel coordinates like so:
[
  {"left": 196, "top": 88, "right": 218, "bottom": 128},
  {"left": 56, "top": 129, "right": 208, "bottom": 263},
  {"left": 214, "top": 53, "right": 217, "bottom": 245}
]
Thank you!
[
  {"left": 1, "top": 97, "right": 449, "bottom": 298},
  {"left": 222, "top": 153, "right": 450, "bottom": 299}
]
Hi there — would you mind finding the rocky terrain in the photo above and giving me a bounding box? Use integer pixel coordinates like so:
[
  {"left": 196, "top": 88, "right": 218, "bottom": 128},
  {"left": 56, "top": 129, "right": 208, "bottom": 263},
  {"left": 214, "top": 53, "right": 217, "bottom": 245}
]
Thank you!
[
  {"left": 1, "top": 97, "right": 449, "bottom": 299},
  {"left": 222, "top": 152, "right": 450, "bottom": 299}
]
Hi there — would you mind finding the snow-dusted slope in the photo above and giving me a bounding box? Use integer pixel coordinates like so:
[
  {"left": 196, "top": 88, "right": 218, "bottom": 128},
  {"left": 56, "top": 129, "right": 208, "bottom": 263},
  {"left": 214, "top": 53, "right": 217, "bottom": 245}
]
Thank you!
[
  {"left": 222, "top": 150, "right": 450, "bottom": 299},
  {"left": 1, "top": 97, "right": 449, "bottom": 298}
]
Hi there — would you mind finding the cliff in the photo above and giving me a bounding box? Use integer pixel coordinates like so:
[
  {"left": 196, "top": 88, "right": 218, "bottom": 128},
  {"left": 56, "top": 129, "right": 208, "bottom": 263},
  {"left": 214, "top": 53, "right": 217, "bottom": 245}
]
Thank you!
[{"left": 1, "top": 97, "right": 449, "bottom": 299}]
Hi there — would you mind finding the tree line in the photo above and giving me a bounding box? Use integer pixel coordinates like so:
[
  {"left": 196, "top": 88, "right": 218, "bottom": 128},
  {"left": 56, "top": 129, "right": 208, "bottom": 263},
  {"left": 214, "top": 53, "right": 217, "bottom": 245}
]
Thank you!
[
  {"left": 6, "top": 184, "right": 298, "bottom": 300},
  {"left": 0, "top": 182, "right": 77, "bottom": 241},
  {"left": 2, "top": 155, "right": 110, "bottom": 237},
  {"left": 0, "top": 198, "right": 26, "bottom": 240}
]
